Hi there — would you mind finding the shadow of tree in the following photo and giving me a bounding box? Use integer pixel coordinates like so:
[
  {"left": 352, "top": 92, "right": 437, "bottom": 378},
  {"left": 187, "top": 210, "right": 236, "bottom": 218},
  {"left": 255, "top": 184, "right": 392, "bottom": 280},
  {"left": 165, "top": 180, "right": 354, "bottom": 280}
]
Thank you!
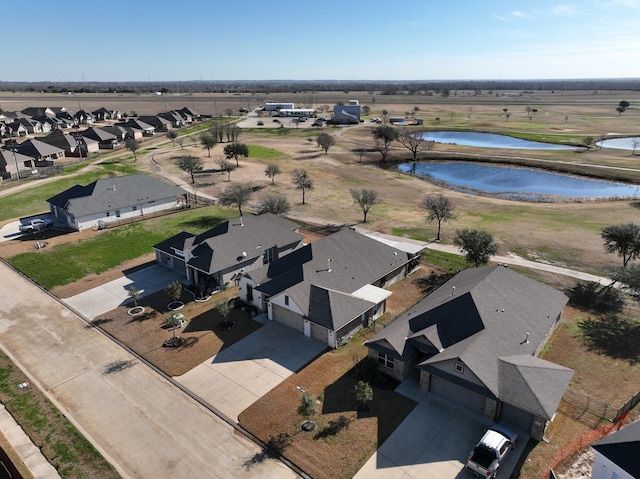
[
  {"left": 127, "top": 310, "right": 158, "bottom": 323},
  {"left": 242, "top": 433, "right": 291, "bottom": 470},
  {"left": 566, "top": 281, "right": 624, "bottom": 314},
  {"left": 179, "top": 215, "right": 227, "bottom": 230},
  {"left": 89, "top": 317, "right": 113, "bottom": 328},
  {"left": 412, "top": 271, "right": 455, "bottom": 295},
  {"left": 314, "top": 415, "right": 352, "bottom": 440},
  {"left": 176, "top": 336, "right": 200, "bottom": 349},
  {"left": 578, "top": 315, "right": 640, "bottom": 364},
  {"left": 630, "top": 201, "right": 640, "bottom": 209},
  {"left": 103, "top": 359, "right": 136, "bottom": 375}
]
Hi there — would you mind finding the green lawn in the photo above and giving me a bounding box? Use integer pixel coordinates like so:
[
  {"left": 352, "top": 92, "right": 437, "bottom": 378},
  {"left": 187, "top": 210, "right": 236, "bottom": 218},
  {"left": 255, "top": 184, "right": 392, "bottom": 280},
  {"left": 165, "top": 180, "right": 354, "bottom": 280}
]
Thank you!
[
  {"left": 0, "top": 166, "right": 140, "bottom": 223},
  {"left": 8, "top": 208, "right": 236, "bottom": 290},
  {"left": 247, "top": 144, "right": 284, "bottom": 158}
]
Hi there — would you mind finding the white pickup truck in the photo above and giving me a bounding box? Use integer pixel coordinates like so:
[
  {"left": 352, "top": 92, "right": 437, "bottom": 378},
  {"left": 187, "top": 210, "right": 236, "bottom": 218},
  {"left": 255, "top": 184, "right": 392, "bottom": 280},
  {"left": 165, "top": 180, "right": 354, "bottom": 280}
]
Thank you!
[
  {"left": 465, "top": 424, "right": 518, "bottom": 478},
  {"left": 19, "top": 218, "right": 53, "bottom": 233}
]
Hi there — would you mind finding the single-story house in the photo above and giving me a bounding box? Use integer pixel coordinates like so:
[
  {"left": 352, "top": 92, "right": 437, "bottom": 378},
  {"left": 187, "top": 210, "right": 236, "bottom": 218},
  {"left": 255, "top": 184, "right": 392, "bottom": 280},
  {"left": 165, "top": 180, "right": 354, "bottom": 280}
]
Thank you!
[
  {"left": 591, "top": 420, "right": 640, "bottom": 479},
  {"left": 13, "top": 139, "right": 64, "bottom": 163},
  {"left": 0, "top": 149, "right": 37, "bottom": 178},
  {"left": 158, "top": 111, "right": 187, "bottom": 128},
  {"left": 365, "top": 265, "right": 574, "bottom": 440},
  {"left": 139, "top": 115, "right": 173, "bottom": 131},
  {"left": 40, "top": 130, "right": 80, "bottom": 155},
  {"left": 177, "top": 106, "right": 199, "bottom": 121},
  {"left": 153, "top": 213, "right": 304, "bottom": 293},
  {"left": 80, "top": 127, "right": 119, "bottom": 149},
  {"left": 120, "top": 119, "right": 155, "bottom": 136},
  {"left": 102, "top": 125, "right": 143, "bottom": 141},
  {"left": 47, "top": 173, "right": 188, "bottom": 231},
  {"left": 74, "top": 110, "right": 95, "bottom": 125},
  {"left": 92, "top": 107, "right": 121, "bottom": 121},
  {"left": 239, "top": 228, "right": 421, "bottom": 347}
]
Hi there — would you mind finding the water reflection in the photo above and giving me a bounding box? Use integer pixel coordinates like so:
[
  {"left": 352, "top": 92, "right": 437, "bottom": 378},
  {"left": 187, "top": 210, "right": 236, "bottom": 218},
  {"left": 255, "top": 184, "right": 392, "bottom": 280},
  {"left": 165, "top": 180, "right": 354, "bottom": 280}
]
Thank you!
[
  {"left": 400, "top": 162, "right": 640, "bottom": 200},
  {"left": 419, "top": 131, "right": 574, "bottom": 150}
]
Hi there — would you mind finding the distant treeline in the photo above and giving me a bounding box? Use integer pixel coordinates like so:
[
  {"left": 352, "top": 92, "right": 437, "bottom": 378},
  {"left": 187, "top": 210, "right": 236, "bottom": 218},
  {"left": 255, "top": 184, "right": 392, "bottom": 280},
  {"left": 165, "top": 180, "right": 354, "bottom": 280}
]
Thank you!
[{"left": 0, "top": 78, "right": 638, "bottom": 94}]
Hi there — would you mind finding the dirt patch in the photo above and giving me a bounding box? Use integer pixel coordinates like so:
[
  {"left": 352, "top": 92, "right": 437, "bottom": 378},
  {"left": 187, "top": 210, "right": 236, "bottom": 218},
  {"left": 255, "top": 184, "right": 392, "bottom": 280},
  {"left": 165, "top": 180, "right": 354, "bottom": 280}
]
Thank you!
[{"left": 92, "top": 286, "right": 261, "bottom": 377}]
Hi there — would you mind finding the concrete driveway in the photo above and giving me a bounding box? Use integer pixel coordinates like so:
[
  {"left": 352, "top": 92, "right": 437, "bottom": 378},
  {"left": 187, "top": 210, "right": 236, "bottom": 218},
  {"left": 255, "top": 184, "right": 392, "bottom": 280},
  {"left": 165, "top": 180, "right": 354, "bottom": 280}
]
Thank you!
[
  {"left": 354, "top": 392, "right": 528, "bottom": 479},
  {"left": 0, "top": 220, "right": 22, "bottom": 243},
  {"left": 0, "top": 261, "right": 297, "bottom": 479},
  {"left": 63, "top": 264, "right": 185, "bottom": 319},
  {"left": 176, "top": 319, "right": 328, "bottom": 421}
]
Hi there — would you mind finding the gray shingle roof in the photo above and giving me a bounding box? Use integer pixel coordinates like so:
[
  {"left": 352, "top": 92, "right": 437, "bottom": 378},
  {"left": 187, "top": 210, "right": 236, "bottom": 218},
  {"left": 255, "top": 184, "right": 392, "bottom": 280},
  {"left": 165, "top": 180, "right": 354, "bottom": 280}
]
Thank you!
[
  {"left": 592, "top": 420, "right": 640, "bottom": 478},
  {"left": 47, "top": 174, "right": 186, "bottom": 217},
  {"left": 153, "top": 213, "right": 303, "bottom": 276},
  {"left": 15, "top": 139, "right": 64, "bottom": 158},
  {"left": 367, "top": 266, "right": 572, "bottom": 419},
  {"left": 250, "top": 228, "right": 411, "bottom": 330}
]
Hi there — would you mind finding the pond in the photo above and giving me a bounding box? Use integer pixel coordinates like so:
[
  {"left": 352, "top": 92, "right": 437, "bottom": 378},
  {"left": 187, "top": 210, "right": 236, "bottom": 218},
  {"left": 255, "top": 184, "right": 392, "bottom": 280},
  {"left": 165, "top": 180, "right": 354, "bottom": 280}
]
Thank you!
[
  {"left": 419, "top": 131, "right": 574, "bottom": 150},
  {"left": 399, "top": 162, "right": 640, "bottom": 201},
  {"left": 597, "top": 137, "right": 640, "bottom": 150}
]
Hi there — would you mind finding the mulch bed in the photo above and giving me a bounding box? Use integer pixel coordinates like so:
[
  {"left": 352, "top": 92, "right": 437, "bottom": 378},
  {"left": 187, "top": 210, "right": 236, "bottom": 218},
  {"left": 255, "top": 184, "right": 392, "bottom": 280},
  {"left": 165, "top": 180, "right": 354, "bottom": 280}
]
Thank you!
[{"left": 92, "top": 287, "right": 262, "bottom": 377}]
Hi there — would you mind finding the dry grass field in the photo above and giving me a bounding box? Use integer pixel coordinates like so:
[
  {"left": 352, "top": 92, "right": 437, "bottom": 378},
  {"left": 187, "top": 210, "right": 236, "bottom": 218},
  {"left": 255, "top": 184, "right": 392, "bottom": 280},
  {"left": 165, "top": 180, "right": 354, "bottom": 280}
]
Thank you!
[{"left": 2, "top": 89, "right": 640, "bottom": 478}]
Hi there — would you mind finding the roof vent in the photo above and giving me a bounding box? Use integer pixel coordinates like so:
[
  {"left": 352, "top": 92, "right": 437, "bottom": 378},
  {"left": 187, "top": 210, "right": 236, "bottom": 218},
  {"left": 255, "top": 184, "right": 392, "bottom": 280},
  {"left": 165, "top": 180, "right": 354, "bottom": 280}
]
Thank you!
[
  {"left": 242, "top": 251, "right": 247, "bottom": 257},
  {"left": 520, "top": 332, "right": 530, "bottom": 345},
  {"left": 327, "top": 258, "right": 332, "bottom": 272},
  {"left": 451, "top": 286, "right": 456, "bottom": 296}
]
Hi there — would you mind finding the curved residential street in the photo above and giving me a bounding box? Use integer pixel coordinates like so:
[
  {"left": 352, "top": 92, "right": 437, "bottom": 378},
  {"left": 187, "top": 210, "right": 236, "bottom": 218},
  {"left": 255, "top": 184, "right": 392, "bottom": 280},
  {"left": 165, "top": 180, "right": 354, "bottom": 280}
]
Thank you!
[{"left": 0, "top": 261, "right": 298, "bottom": 479}]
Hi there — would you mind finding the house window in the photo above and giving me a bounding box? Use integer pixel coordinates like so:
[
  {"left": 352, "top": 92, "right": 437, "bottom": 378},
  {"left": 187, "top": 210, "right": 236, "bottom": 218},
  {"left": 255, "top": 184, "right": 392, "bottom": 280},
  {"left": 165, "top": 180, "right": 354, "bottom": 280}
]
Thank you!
[
  {"left": 378, "top": 352, "right": 394, "bottom": 369},
  {"left": 246, "top": 285, "right": 253, "bottom": 302},
  {"left": 106, "top": 211, "right": 110, "bottom": 217},
  {"left": 132, "top": 206, "right": 137, "bottom": 212},
  {"left": 262, "top": 248, "right": 274, "bottom": 265},
  {"left": 454, "top": 362, "right": 464, "bottom": 374},
  {"left": 115, "top": 210, "right": 121, "bottom": 218},
  {"left": 284, "top": 295, "right": 289, "bottom": 306}
]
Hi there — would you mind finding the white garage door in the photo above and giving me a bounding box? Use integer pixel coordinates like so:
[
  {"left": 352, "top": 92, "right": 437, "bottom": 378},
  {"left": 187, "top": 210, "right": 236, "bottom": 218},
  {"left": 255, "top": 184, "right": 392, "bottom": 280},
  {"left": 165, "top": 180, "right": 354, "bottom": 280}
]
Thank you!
[
  {"left": 430, "top": 375, "right": 486, "bottom": 413},
  {"left": 499, "top": 403, "right": 533, "bottom": 432},
  {"left": 272, "top": 304, "right": 304, "bottom": 333}
]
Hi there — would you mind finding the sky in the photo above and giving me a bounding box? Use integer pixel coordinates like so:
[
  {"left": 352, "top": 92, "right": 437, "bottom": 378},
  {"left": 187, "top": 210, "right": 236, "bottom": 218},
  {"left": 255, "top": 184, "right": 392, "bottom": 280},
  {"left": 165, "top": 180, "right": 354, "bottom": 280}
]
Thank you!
[{"left": 5, "top": 0, "right": 640, "bottom": 82}]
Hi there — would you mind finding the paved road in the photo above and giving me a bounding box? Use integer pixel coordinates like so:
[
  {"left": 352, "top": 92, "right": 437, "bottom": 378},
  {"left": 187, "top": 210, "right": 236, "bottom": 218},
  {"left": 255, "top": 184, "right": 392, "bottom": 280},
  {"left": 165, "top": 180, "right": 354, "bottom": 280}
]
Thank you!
[{"left": 0, "top": 261, "right": 297, "bottom": 479}]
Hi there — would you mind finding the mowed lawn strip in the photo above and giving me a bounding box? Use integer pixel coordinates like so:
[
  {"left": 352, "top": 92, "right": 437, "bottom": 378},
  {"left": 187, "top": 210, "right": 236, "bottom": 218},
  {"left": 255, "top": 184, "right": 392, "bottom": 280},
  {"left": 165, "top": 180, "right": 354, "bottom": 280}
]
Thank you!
[
  {"left": 8, "top": 208, "right": 236, "bottom": 290},
  {"left": 0, "top": 350, "right": 120, "bottom": 479}
]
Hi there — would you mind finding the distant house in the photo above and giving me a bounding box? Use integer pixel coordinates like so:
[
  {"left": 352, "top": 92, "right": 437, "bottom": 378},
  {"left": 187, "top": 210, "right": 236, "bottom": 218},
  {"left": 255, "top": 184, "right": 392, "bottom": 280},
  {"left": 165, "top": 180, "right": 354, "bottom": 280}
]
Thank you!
[
  {"left": 158, "top": 111, "right": 187, "bottom": 128},
  {"left": 92, "top": 107, "right": 120, "bottom": 121},
  {"left": 0, "top": 149, "right": 37, "bottom": 178},
  {"left": 365, "top": 266, "right": 574, "bottom": 441},
  {"left": 153, "top": 213, "right": 304, "bottom": 293},
  {"left": 591, "top": 420, "right": 640, "bottom": 479},
  {"left": 264, "top": 102, "right": 295, "bottom": 111},
  {"left": 120, "top": 119, "right": 155, "bottom": 136},
  {"left": 139, "top": 115, "right": 173, "bottom": 131},
  {"left": 177, "top": 106, "right": 199, "bottom": 121},
  {"left": 80, "top": 127, "right": 119, "bottom": 149},
  {"left": 239, "top": 228, "right": 421, "bottom": 347},
  {"left": 40, "top": 130, "right": 80, "bottom": 155},
  {"left": 13, "top": 139, "right": 65, "bottom": 163},
  {"left": 47, "top": 173, "right": 188, "bottom": 231},
  {"left": 74, "top": 110, "right": 95, "bottom": 125}
]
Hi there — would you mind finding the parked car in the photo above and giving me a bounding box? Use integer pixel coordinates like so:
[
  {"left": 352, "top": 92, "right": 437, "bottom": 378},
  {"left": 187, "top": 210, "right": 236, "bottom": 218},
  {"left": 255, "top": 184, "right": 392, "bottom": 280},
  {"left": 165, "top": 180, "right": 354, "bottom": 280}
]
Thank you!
[
  {"left": 466, "top": 424, "right": 517, "bottom": 478},
  {"left": 19, "top": 218, "right": 53, "bottom": 233},
  {"left": 257, "top": 121, "right": 264, "bottom": 126}
]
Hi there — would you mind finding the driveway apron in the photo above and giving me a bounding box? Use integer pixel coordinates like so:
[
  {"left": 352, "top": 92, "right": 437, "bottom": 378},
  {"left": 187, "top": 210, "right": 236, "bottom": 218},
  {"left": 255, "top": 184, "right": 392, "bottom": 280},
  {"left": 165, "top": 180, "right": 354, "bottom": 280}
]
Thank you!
[{"left": 0, "top": 262, "right": 297, "bottom": 479}]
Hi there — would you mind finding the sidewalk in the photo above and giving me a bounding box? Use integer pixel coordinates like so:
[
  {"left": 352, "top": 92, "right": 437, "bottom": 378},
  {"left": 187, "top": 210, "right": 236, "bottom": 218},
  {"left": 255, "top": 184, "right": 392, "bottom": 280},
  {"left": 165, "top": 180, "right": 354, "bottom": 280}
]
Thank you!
[{"left": 0, "top": 261, "right": 297, "bottom": 479}]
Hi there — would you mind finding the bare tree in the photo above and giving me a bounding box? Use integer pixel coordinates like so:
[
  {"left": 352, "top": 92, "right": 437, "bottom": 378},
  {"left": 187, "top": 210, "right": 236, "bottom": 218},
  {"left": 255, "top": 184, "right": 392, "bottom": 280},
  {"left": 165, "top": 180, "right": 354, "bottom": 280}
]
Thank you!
[
  {"left": 257, "top": 193, "right": 291, "bottom": 215},
  {"left": 583, "top": 136, "right": 596, "bottom": 150},
  {"left": 199, "top": 132, "right": 217, "bottom": 157},
  {"left": 176, "top": 137, "right": 184, "bottom": 149},
  {"left": 397, "top": 127, "right": 434, "bottom": 160},
  {"left": 224, "top": 107, "right": 233, "bottom": 117},
  {"left": 420, "top": 195, "right": 456, "bottom": 241},
  {"left": 166, "top": 130, "right": 178, "bottom": 146},
  {"left": 216, "top": 157, "right": 236, "bottom": 181},
  {"left": 503, "top": 108, "right": 511, "bottom": 122},
  {"left": 218, "top": 184, "right": 253, "bottom": 216},
  {"left": 291, "top": 169, "right": 314, "bottom": 205},
  {"left": 350, "top": 188, "right": 380, "bottom": 223},
  {"left": 361, "top": 105, "right": 371, "bottom": 116},
  {"left": 381, "top": 109, "right": 389, "bottom": 125},
  {"left": 125, "top": 138, "right": 140, "bottom": 161},
  {"left": 316, "top": 133, "right": 336, "bottom": 154},
  {"left": 176, "top": 155, "right": 203, "bottom": 184},
  {"left": 264, "top": 164, "right": 281, "bottom": 184},
  {"left": 631, "top": 138, "right": 640, "bottom": 156},
  {"left": 372, "top": 125, "right": 398, "bottom": 162}
]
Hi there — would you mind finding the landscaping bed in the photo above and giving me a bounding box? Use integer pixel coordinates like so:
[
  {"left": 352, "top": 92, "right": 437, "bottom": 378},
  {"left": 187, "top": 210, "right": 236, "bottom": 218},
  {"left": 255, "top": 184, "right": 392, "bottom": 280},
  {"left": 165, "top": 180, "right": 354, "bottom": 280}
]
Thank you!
[{"left": 92, "top": 286, "right": 262, "bottom": 377}]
